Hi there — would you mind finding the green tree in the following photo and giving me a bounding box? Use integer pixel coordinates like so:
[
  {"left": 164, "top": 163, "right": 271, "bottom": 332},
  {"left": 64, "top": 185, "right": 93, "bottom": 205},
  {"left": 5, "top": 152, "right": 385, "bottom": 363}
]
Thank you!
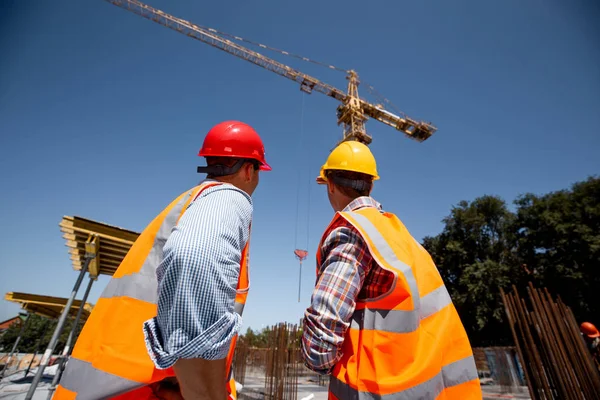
[
  {"left": 253, "top": 327, "right": 270, "bottom": 348},
  {"left": 239, "top": 327, "right": 270, "bottom": 348},
  {"left": 422, "top": 195, "right": 524, "bottom": 346},
  {"left": 0, "top": 314, "right": 84, "bottom": 355},
  {"left": 422, "top": 177, "right": 599, "bottom": 347},
  {"left": 513, "top": 176, "right": 600, "bottom": 323},
  {"left": 242, "top": 327, "right": 257, "bottom": 347}
]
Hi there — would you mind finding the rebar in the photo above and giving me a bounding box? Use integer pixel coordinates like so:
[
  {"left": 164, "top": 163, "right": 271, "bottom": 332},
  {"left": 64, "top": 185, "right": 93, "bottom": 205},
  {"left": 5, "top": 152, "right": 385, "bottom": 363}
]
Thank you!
[
  {"left": 264, "top": 323, "right": 300, "bottom": 400},
  {"left": 501, "top": 283, "right": 600, "bottom": 400},
  {"left": 233, "top": 337, "right": 249, "bottom": 386}
]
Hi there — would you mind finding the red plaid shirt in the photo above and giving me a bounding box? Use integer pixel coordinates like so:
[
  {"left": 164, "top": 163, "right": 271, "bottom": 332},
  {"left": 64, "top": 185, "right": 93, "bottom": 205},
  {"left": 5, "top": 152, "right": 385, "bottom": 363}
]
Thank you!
[{"left": 301, "top": 196, "right": 395, "bottom": 374}]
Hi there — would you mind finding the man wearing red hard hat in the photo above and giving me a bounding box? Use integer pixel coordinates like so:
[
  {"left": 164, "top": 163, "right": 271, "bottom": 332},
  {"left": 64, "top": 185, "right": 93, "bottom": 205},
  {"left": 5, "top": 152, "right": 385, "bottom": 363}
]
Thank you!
[
  {"left": 55, "top": 121, "right": 270, "bottom": 400},
  {"left": 580, "top": 322, "right": 600, "bottom": 368}
]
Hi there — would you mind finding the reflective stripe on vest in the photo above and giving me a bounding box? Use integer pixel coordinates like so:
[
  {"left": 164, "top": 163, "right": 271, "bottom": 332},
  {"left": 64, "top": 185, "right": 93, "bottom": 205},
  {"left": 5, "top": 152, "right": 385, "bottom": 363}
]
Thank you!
[
  {"left": 330, "top": 355, "right": 479, "bottom": 400},
  {"left": 346, "top": 212, "right": 454, "bottom": 333},
  {"left": 56, "top": 358, "right": 141, "bottom": 399},
  {"left": 350, "top": 283, "right": 453, "bottom": 333},
  {"left": 317, "top": 207, "right": 481, "bottom": 399},
  {"left": 98, "top": 183, "right": 216, "bottom": 304},
  {"left": 55, "top": 182, "right": 250, "bottom": 400},
  {"left": 234, "top": 301, "right": 245, "bottom": 315}
]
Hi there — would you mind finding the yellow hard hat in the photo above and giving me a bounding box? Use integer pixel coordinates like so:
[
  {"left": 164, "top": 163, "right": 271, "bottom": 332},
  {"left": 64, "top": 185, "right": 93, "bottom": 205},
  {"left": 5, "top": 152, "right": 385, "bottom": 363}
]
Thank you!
[{"left": 317, "top": 140, "right": 379, "bottom": 184}]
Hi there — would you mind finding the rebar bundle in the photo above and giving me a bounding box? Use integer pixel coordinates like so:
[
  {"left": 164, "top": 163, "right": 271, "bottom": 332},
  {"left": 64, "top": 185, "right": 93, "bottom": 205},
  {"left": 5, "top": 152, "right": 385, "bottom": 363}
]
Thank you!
[
  {"left": 264, "top": 323, "right": 300, "bottom": 400},
  {"left": 501, "top": 283, "right": 600, "bottom": 400},
  {"left": 232, "top": 337, "right": 249, "bottom": 386}
]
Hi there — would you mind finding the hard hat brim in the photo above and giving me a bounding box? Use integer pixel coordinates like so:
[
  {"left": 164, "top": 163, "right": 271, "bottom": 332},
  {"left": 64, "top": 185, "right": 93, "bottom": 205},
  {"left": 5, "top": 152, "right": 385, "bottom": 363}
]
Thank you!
[
  {"left": 319, "top": 167, "right": 380, "bottom": 180},
  {"left": 199, "top": 151, "right": 272, "bottom": 172},
  {"left": 259, "top": 161, "right": 272, "bottom": 171}
]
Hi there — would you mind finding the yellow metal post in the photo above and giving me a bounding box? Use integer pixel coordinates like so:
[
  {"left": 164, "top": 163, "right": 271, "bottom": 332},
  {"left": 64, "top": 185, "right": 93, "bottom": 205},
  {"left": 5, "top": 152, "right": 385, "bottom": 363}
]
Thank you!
[{"left": 85, "top": 234, "right": 100, "bottom": 279}]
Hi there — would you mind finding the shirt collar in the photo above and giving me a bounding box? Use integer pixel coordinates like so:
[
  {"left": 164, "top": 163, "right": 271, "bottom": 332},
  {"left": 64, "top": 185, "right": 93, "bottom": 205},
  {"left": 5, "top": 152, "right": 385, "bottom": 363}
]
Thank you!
[{"left": 342, "top": 196, "right": 383, "bottom": 212}]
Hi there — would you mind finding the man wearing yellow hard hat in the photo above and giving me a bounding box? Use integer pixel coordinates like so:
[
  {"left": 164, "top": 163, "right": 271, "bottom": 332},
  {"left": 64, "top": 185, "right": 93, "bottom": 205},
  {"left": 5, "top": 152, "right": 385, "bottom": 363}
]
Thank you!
[{"left": 301, "top": 140, "right": 482, "bottom": 399}]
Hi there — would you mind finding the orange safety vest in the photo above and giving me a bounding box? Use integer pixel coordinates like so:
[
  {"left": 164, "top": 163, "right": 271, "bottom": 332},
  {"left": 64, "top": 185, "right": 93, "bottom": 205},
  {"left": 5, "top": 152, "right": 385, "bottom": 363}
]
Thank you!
[
  {"left": 54, "top": 181, "right": 251, "bottom": 400},
  {"left": 316, "top": 206, "right": 482, "bottom": 400}
]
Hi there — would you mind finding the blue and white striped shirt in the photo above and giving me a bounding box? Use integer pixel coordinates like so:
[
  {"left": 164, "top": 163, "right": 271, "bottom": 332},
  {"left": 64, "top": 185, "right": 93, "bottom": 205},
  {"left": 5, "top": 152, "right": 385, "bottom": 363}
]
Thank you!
[{"left": 143, "top": 180, "right": 253, "bottom": 369}]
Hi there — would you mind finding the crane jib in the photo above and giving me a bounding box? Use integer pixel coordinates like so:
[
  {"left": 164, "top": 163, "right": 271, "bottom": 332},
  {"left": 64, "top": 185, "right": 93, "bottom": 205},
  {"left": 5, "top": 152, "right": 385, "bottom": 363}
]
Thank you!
[{"left": 104, "top": 0, "right": 437, "bottom": 144}]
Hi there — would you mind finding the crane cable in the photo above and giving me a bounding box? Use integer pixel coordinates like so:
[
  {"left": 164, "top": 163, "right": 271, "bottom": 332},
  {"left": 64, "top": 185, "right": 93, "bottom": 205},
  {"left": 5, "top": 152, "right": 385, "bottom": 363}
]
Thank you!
[
  {"left": 293, "top": 93, "right": 304, "bottom": 252},
  {"left": 294, "top": 92, "right": 310, "bottom": 250},
  {"left": 293, "top": 92, "right": 311, "bottom": 302},
  {"left": 304, "top": 103, "right": 312, "bottom": 255},
  {"left": 187, "top": 21, "right": 349, "bottom": 73},
  {"left": 176, "top": 15, "right": 411, "bottom": 119},
  {"left": 362, "top": 81, "right": 409, "bottom": 120}
]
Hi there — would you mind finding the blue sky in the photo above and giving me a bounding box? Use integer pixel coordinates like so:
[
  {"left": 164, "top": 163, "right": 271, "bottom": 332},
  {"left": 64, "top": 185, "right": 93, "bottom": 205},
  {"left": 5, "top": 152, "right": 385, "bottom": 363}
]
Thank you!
[{"left": 1, "top": 0, "right": 598, "bottom": 333}]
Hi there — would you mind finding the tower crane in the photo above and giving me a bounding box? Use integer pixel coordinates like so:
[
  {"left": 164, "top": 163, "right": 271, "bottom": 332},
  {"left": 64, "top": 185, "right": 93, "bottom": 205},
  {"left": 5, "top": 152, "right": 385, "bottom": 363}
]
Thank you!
[{"left": 103, "top": 0, "right": 437, "bottom": 145}]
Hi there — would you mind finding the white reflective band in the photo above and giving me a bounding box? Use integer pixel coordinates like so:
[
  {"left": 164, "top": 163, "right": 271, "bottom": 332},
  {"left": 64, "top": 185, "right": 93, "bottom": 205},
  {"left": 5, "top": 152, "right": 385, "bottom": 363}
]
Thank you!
[
  {"left": 98, "top": 188, "right": 196, "bottom": 304},
  {"left": 329, "top": 355, "right": 479, "bottom": 400},
  {"left": 137, "top": 189, "right": 196, "bottom": 276},
  {"left": 59, "top": 357, "right": 143, "bottom": 399},
  {"left": 420, "top": 284, "right": 452, "bottom": 320},
  {"left": 350, "top": 285, "right": 452, "bottom": 333},
  {"left": 234, "top": 301, "right": 245, "bottom": 315},
  {"left": 351, "top": 307, "right": 418, "bottom": 333},
  {"left": 346, "top": 212, "right": 421, "bottom": 311},
  {"left": 101, "top": 273, "right": 158, "bottom": 303},
  {"left": 344, "top": 212, "right": 455, "bottom": 334}
]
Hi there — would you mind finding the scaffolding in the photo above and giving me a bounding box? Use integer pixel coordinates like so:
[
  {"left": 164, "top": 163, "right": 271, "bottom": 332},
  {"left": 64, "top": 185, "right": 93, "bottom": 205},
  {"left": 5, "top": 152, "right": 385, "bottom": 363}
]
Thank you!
[
  {"left": 0, "top": 293, "right": 93, "bottom": 380},
  {"left": 3, "top": 292, "right": 93, "bottom": 321},
  {"left": 24, "top": 215, "right": 140, "bottom": 399}
]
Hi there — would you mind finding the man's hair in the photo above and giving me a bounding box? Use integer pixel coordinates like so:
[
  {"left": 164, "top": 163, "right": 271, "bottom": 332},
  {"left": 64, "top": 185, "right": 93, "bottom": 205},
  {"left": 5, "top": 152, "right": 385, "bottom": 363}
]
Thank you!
[
  {"left": 204, "top": 157, "right": 259, "bottom": 178},
  {"left": 326, "top": 169, "right": 373, "bottom": 198}
]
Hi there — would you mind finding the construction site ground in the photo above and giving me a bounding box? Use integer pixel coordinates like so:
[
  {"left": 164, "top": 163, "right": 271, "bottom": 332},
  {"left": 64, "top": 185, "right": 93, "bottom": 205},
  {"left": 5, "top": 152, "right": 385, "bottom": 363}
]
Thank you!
[
  {"left": 236, "top": 367, "right": 531, "bottom": 400},
  {"left": 0, "top": 362, "right": 531, "bottom": 399},
  {"left": 0, "top": 365, "right": 58, "bottom": 399}
]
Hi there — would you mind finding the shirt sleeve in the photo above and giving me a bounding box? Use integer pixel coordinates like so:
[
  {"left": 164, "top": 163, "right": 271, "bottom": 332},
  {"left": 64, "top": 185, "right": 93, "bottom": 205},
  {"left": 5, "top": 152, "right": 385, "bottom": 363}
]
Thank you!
[
  {"left": 143, "top": 185, "right": 253, "bottom": 369},
  {"left": 300, "top": 223, "right": 372, "bottom": 375}
]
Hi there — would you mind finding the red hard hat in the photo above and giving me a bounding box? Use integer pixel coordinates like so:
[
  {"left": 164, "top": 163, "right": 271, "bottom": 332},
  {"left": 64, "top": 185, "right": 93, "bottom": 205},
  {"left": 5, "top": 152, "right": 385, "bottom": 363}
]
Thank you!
[
  {"left": 198, "top": 121, "right": 271, "bottom": 171},
  {"left": 580, "top": 322, "right": 600, "bottom": 338}
]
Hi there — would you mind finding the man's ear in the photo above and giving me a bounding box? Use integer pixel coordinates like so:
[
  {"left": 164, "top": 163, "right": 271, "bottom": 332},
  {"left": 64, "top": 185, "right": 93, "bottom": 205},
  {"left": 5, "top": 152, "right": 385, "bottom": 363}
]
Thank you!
[
  {"left": 327, "top": 180, "right": 335, "bottom": 195},
  {"left": 244, "top": 162, "right": 254, "bottom": 182}
]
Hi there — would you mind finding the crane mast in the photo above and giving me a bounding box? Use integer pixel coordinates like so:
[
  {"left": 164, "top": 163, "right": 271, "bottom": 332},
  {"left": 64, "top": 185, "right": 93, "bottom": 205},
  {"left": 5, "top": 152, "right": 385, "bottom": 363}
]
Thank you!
[
  {"left": 339, "top": 71, "right": 369, "bottom": 143},
  {"left": 104, "top": 0, "right": 437, "bottom": 145}
]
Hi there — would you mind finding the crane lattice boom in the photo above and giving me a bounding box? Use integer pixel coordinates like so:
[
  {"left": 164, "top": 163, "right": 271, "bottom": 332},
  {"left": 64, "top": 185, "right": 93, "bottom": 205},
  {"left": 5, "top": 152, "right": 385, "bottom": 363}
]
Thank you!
[{"left": 105, "top": 0, "right": 437, "bottom": 145}]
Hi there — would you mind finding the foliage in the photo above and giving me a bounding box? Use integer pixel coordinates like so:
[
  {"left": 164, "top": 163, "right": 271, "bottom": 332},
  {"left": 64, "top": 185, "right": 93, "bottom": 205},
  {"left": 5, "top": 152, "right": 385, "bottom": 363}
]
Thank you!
[
  {"left": 240, "top": 327, "right": 270, "bottom": 348},
  {"left": 0, "top": 313, "right": 84, "bottom": 354},
  {"left": 513, "top": 176, "right": 600, "bottom": 322},
  {"left": 239, "top": 325, "right": 303, "bottom": 348},
  {"left": 422, "top": 176, "right": 599, "bottom": 346},
  {"left": 422, "top": 195, "right": 522, "bottom": 346}
]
